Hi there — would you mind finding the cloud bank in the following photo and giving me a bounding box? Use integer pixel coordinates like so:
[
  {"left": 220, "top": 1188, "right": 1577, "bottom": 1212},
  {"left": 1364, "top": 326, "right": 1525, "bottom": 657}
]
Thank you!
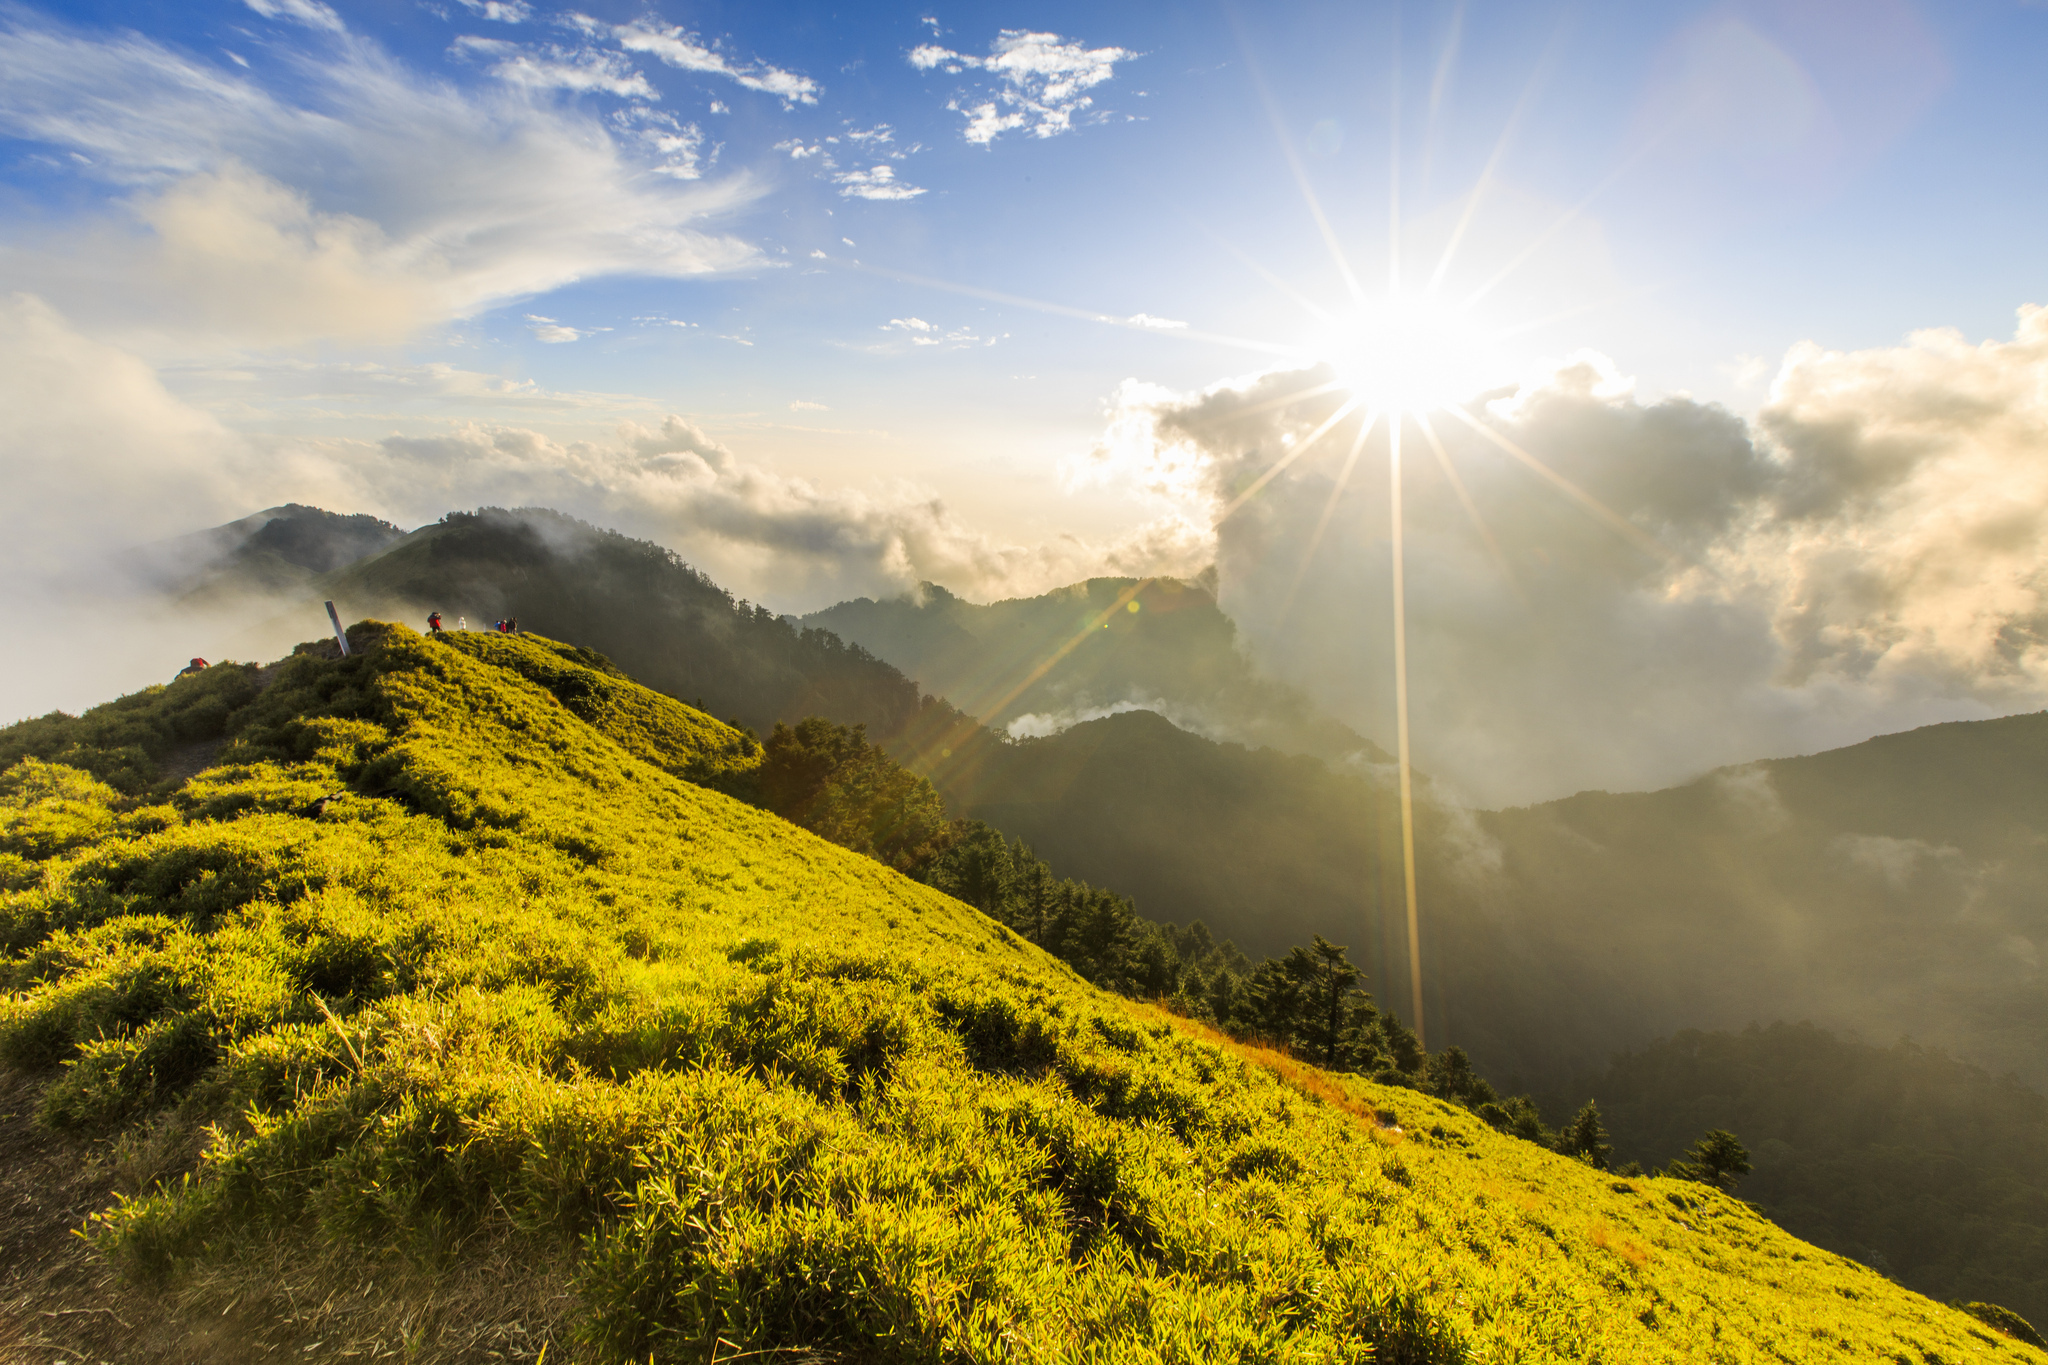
[
  {"left": 1078, "top": 307, "right": 2048, "bottom": 804},
  {"left": 0, "top": 296, "right": 1204, "bottom": 723}
]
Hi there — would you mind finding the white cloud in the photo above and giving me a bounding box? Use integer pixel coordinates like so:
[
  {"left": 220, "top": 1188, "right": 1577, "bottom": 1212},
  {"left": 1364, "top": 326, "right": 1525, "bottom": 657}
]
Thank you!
[
  {"left": 457, "top": 0, "right": 532, "bottom": 20},
  {"left": 809, "top": 248, "right": 828, "bottom": 258},
  {"left": 879, "top": 316, "right": 989, "bottom": 349},
  {"left": 840, "top": 236, "right": 856, "bottom": 248},
  {"left": 911, "top": 30, "right": 1136, "bottom": 143},
  {"left": 613, "top": 20, "right": 819, "bottom": 105},
  {"left": 242, "top": 0, "right": 344, "bottom": 33},
  {"left": 835, "top": 164, "right": 925, "bottom": 200},
  {"left": 525, "top": 314, "right": 598, "bottom": 343},
  {"left": 953, "top": 101, "right": 1026, "bottom": 145},
  {"left": 613, "top": 107, "right": 708, "bottom": 178},
  {"left": 1074, "top": 306, "right": 2048, "bottom": 804},
  {"left": 1127, "top": 313, "right": 1187, "bottom": 331},
  {"left": 453, "top": 35, "right": 654, "bottom": 98},
  {"left": 776, "top": 140, "right": 825, "bottom": 159},
  {"left": 0, "top": 13, "right": 763, "bottom": 346}
]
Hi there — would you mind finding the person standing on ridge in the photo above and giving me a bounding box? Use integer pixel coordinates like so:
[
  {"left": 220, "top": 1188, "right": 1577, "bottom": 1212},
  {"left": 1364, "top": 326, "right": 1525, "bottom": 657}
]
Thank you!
[
  {"left": 175, "top": 657, "right": 208, "bottom": 680},
  {"left": 427, "top": 611, "right": 444, "bottom": 634}
]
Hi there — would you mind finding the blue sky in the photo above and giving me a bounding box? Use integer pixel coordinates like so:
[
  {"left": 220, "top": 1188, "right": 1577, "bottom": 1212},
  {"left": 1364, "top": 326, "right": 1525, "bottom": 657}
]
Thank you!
[
  {"left": 6, "top": 0, "right": 2048, "bottom": 797},
  {"left": 8, "top": 1, "right": 2041, "bottom": 452}
]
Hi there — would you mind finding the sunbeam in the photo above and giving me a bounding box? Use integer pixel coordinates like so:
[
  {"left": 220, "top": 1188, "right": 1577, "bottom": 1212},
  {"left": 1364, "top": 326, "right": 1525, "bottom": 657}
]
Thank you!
[
  {"left": 1230, "top": 7, "right": 1364, "bottom": 301},
  {"left": 1274, "top": 409, "right": 1382, "bottom": 629},
  {"left": 1387, "top": 3, "right": 1403, "bottom": 297},
  {"left": 1199, "top": 221, "right": 1337, "bottom": 324},
  {"left": 1426, "top": 22, "right": 1563, "bottom": 295},
  {"left": 1442, "top": 401, "right": 1675, "bottom": 562},
  {"left": 1214, "top": 397, "right": 1363, "bottom": 526},
  {"left": 966, "top": 579, "right": 1156, "bottom": 726},
  {"left": 1389, "top": 414, "right": 1426, "bottom": 1047},
  {"left": 1415, "top": 409, "right": 1523, "bottom": 600}
]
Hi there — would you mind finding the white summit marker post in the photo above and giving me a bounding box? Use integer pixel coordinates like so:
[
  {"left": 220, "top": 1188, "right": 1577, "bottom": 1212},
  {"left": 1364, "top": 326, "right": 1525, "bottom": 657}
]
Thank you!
[{"left": 325, "top": 601, "right": 351, "bottom": 656}]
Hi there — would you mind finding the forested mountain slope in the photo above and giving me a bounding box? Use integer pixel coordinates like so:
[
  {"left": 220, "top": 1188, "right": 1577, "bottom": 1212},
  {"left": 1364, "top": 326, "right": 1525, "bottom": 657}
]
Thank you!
[
  {"left": 1467, "top": 713, "right": 2048, "bottom": 1090},
  {"left": 1576, "top": 1022, "right": 2048, "bottom": 1329},
  {"left": 921, "top": 703, "right": 2048, "bottom": 1098},
  {"left": 0, "top": 624, "right": 2022, "bottom": 1362}
]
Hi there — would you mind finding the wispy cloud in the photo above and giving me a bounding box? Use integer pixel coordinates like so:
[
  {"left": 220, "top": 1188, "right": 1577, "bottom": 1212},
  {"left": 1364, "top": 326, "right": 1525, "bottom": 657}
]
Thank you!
[
  {"left": 613, "top": 107, "right": 709, "bottom": 179},
  {"left": 243, "top": 0, "right": 345, "bottom": 34},
  {"left": 835, "top": 164, "right": 925, "bottom": 200},
  {"left": 0, "top": 11, "right": 763, "bottom": 345},
  {"left": 1127, "top": 313, "right": 1187, "bottom": 330},
  {"left": 910, "top": 29, "right": 1136, "bottom": 143},
  {"left": 453, "top": 35, "right": 654, "bottom": 98},
  {"left": 613, "top": 20, "right": 819, "bottom": 105},
  {"left": 457, "top": 0, "right": 531, "bottom": 20},
  {"left": 525, "top": 314, "right": 605, "bottom": 343},
  {"left": 880, "top": 316, "right": 991, "bottom": 348}
]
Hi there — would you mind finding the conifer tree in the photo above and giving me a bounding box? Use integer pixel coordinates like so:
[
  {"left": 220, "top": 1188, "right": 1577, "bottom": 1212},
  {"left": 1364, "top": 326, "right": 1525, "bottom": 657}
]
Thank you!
[
  {"left": 1556, "top": 1100, "right": 1614, "bottom": 1170},
  {"left": 1667, "top": 1129, "right": 1752, "bottom": 1192}
]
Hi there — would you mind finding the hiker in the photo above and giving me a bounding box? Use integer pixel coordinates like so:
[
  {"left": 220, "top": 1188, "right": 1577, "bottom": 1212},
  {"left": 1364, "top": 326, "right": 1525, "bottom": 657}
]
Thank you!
[
  {"left": 508, "top": 617, "right": 519, "bottom": 633},
  {"left": 174, "top": 657, "right": 208, "bottom": 680},
  {"left": 493, "top": 619, "right": 506, "bottom": 633},
  {"left": 427, "top": 611, "right": 444, "bottom": 634}
]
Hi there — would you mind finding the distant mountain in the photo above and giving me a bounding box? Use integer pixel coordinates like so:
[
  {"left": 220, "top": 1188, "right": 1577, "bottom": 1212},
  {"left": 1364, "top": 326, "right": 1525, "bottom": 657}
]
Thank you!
[
  {"left": 131, "top": 503, "right": 408, "bottom": 598},
  {"left": 803, "top": 576, "right": 1386, "bottom": 762},
  {"left": 1456, "top": 712, "right": 2048, "bottom": 1091},
  {"left": 314, "top": 507, "right": 927, "bottom": 739}
]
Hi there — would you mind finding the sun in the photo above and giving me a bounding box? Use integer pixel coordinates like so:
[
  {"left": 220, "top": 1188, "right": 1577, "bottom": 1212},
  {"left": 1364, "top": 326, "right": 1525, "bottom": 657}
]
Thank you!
[{"left": 1308, "top": 294, "right": 1502, "bottom": 414}]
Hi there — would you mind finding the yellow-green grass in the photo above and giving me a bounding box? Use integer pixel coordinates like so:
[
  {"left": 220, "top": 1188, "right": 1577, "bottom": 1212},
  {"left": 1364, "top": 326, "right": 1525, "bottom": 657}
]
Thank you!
[{"left": 0, "top": 623, "right": 2036, "bottom": 1363}]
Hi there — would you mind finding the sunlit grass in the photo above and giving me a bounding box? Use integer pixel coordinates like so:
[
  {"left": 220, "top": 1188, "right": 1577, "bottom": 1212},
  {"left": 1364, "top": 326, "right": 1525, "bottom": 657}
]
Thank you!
[{"left": 0, "top": 623, "right": 2036, "bottom": 1361}]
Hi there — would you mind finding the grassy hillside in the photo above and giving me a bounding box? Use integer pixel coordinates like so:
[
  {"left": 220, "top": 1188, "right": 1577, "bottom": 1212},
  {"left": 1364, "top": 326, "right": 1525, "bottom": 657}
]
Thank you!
[
  {"left": 0, "top": 629, "right": 2026, "bottom": 1361},
  {"left": 1578, "top": 1021, "right": 2048, "bottom": 1330},
  {"left": 802, "top": 577, "right": 1385, "bottom": 761}
]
